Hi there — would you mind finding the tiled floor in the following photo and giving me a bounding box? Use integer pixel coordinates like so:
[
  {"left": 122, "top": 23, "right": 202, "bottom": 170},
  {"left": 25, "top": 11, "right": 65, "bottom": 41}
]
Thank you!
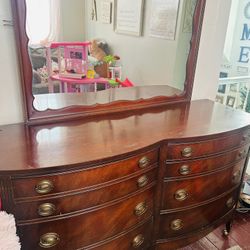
[{"left": 179, "top": 211, "right": 250, "bottom": 250}]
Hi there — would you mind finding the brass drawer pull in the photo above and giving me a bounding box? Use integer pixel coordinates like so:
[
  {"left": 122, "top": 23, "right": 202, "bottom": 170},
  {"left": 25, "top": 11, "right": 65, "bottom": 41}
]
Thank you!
[
  {"left": 181, "top": 147, "right": 192, "bottom": 158},
  {"left": 171, "top": 219, "right": 184, "bottom": 231},
  {"left": 134, "top": 202, "right": 147, "bottom": 216},
  {"left": 179, "top": 165, "right": 191, "bottom": 175},
  {"left": 232, "top": 170, "right": 241, "bottom": 184},
  {"left": 238, "top": 150, "right": 246, "bottom": 158},
  {"left": 132, "top": 234, "right": 144, "bottom": 248},
  {"left": 175, "top": 189, "right": 188, "bottom": 201},
  {"left": 242, "top": 133, "right": 250, "bottom": 142},
  {"left": 226, "top": 197, "right": 235, "bottom": 208},
  {"left": 137, "top": 175, "right": 149, "bottom": 188},
  {"left": 38, "top": 203, "right": 56, "bottom": 217},
  {"left": 138, "top": 156, "right": 150, "bottom": 168},
  {"left": 39, "top": 233, "right": 60, "bottom": 248},
  {"left": 36, "top": 180, "right": 54, "bottom": 195}
]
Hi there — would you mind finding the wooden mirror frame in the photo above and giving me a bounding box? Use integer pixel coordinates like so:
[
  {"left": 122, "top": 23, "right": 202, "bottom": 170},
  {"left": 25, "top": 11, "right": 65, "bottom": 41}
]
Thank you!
[{"left": 11, "top": 0, "right": 206, "bottom": 125}]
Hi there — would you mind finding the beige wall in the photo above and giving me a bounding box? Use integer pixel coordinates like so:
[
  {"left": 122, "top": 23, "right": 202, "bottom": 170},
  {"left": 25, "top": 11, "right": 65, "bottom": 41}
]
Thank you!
[{"left": 0, "top": 0, "right": 231, "bottom": 125}]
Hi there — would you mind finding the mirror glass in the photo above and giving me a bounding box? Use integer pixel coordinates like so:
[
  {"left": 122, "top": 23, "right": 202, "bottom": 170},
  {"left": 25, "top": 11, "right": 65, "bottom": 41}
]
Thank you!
[{"left": 25, "top": 0, "right": 197, "bottom": 111}]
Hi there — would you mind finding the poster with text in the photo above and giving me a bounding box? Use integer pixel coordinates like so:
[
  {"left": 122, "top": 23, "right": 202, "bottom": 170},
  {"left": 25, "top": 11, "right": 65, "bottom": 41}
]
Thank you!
[
  {"left": 115, "top": 0, "right": 144, "bottom": 36},
  {"left": 149, "top": 0, "right": 180, "bottom": 40}
]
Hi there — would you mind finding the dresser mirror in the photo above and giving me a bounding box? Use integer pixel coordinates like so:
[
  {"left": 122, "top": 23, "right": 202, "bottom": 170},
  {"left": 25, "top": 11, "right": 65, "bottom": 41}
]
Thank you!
[{"left": 11, "top": 0, "right": 206, "bottom": 124}]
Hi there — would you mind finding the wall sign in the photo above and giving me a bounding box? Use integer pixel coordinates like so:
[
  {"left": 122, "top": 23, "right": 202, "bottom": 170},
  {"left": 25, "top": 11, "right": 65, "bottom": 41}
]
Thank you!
[
  {"left": 149, "top": 0, "right": 180, "bottom": 40},
  {"left": 100, "top": 0, "right": 112, "bottom": 24},
  {"left": 115, "top": 0, "right": 144, "bottom": 36}
]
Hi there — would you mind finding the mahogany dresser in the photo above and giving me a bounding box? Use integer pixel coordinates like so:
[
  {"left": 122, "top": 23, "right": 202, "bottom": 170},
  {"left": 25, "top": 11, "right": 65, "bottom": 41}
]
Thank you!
[{"left": 0, "top": 100, "right": 249, "bottom": 250}]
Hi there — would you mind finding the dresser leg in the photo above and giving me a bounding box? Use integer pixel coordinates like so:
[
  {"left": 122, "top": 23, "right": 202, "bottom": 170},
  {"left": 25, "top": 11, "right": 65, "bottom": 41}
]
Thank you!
[{"left": 223, "top": 221, "right": 233, "bottom": 236}]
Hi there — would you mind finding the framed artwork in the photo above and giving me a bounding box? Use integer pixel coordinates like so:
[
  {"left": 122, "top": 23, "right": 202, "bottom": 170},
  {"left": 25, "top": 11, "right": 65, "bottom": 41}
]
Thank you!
[
  {"left": 226, "top": 96, "right": 236, "bottom": 108},
  {"left": 229, "top": 83, "right": 237, "bottom": 92},
  {"left": 100, "top": 0, "right": 112, "bottom": 24},
  {"left": 215, "top": 95, "right": 224, "bottom": 104},
  {"left": 91, "top": 0, "right": 97, "bottom": 21},
  {"left": 218, "top": 84, "right": 226, "bottom": 94},
  {"left": 114, "top": 0, "right": 144, "bottom": 36},
  {"left": 149, "top": 0, "right": 180, "bottom": 40}
]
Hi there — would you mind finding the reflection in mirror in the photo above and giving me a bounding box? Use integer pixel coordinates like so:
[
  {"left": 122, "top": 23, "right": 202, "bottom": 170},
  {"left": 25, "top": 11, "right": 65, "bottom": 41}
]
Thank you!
[{"left": 25, "top": 0, "right": 197, "bottom": 111}]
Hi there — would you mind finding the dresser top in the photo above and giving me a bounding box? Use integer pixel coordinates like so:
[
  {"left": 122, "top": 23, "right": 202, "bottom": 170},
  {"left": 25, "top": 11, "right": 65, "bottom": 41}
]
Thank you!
[{"left": 0, "top": 100, "right": 249, "bottom": 173}]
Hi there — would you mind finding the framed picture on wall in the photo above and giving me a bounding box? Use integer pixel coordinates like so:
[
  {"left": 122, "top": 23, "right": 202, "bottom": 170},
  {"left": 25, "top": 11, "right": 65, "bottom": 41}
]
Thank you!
[
  {"left": 226, "top": 96, "right": 236, "bottom": 108},
  {"left": 218, "top": 84, "right": 226, "bottom": 94},
  {"left": 114, "top": 0, "right": 144, "bottom": 36},
  {"left": 229, "top": 83, "right": 237, "bottom": 92},
  {"left": 215, "top": 95, "right": 224, "bottom": 104}
]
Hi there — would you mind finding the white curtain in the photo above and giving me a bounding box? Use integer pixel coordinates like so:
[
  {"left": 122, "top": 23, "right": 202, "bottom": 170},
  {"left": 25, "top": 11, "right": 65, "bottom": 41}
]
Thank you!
[{"left": 26, "top": 0, "right": 61, "bottom": 46}]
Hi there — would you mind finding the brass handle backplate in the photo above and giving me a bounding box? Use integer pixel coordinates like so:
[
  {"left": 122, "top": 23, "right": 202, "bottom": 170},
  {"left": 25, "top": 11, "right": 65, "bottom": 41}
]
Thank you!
[
  {"left": 175, "top": 189, "right": 188, "bottom": 201},
  {"left": 137, "top": 175, "right": 149, "bottom": 188},
  {"left": 179, "top": 165, "right": 191, "bottom": 175},
  {"left": 226, "top": 197, "right": 235, "bottom": 208},
  {"left": 171, "top": 219, "right": 184, "bottom": 231},
  {"left": 36, "top": 180, "right": 54, "bottom": 195},
  {"left": 39, "top": 233, "right": 60, "bottom": 248},
  {"left": 181, "top": 147, "right": 192, "bottom": 158},
  {"left": 38, "top": 203, "right": 56, "bottom": 217},
  {"left": 242, "top": 132, "right": 250, "bottom": 142},
  {"left": 134, "top": 202, "right": 147, "bottom": 216},
  {"left": 132, "top": 234, "right": 144, "bottom": 248},
  {"left": 238, "top": 150, "right": 246, "bottom": 159},
  {"left": 232, "top": 170, "right": 241, "bottom": 184},
  {"left": 138, "top": 156, "right": 150, "bottom": 168}
]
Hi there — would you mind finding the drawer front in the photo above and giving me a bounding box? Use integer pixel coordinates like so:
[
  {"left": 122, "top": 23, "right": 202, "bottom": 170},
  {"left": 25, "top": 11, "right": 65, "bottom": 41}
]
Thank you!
[
  {"left": 18, "top": 188, "right": 154, "bottom": 249},
  {"left": 159, "top": 190, "right": 238, "bottom": 239},
  {"left": 162, "top": 159, "right": 244, "bottom": 210},
  {"left": 12, "top": 149, "right": 158, "bottom": 199},
  {"left": 167, "top": 132, "right": 245, "bottom": 160},
  {"left": 85, "top": 220, "right": 153, "bottom": 250},
  {"left": 15, "top": 169, "right": 157, "bottom": 221},
  {"left": 165, "top": 145, "right": 249, "bottom": 178}
]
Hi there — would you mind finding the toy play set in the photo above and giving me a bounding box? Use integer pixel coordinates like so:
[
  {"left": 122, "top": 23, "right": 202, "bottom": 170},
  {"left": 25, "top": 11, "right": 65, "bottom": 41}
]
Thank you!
[{"left": 46, "top": 41, "right": 134, "bottom": 93}]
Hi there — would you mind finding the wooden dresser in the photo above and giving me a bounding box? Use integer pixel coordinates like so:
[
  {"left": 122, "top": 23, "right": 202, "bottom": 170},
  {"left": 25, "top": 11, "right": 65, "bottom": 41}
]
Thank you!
[{"left": 0, "top": 100, "right": 249, "bottom": 250}]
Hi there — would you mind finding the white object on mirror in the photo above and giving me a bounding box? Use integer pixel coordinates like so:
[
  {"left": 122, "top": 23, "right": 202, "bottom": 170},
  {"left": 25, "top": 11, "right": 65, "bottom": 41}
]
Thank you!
[
  {"left": 115, "top": 0, "right": 144, "bottom": 36},
  {"left": 100, "top": 0, "right": 112, "bottom": 24},
  {"left": 149, "top": 0, "right": 180, "bottom": 40}
]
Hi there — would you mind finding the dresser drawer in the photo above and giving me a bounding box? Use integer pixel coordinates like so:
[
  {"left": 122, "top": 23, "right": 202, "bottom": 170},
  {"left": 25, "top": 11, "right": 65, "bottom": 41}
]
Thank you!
[
  {"left": 12, "top": 149, "right": 158, "bottom": 199},
  {"left": 85, "top": 219, "right": 153, "bottom": 250},
  {"left": 165, "top": 144, "right": 249, "bottom": 178},
  {"left": 18, "top": 188, "right": 154, "bottom": 249},
  {"left": 159, "top": 189, "right": 238, "bottom": 239},
  {"left": 162, "top": 159, "right": 244, "bottom": 210},
  {"left": 167, "top": 132, "right": 246, "bottom": 160},
  {"left": 15, "top": 168, "right": 157, "bottom": 221}
]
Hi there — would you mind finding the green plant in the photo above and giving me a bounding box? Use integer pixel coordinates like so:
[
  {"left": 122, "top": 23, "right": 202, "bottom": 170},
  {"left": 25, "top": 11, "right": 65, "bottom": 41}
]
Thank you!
[{"left": 103, "top": 55, "right": 116, "bottom": 65}]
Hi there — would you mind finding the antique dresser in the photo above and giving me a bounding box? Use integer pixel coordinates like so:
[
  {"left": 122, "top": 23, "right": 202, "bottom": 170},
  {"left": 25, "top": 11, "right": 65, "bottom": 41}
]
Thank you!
[
  {"left": 2, "top": 0, "right": 249, "bottom": 249},
  {"left": 0, "top": 100, "right": 249, "bottom": 249}
]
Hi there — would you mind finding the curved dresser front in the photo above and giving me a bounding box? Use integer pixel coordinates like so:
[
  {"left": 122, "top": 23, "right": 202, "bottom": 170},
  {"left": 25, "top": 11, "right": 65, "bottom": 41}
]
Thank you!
[{"left": 0, "top": 100, "right": 249, "bottom": 250}]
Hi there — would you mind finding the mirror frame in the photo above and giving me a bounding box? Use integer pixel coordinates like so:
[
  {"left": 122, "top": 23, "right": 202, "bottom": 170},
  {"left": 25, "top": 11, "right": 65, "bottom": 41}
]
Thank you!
[{"left": 11, "top": 0, "right": 206, "bottom": 125}]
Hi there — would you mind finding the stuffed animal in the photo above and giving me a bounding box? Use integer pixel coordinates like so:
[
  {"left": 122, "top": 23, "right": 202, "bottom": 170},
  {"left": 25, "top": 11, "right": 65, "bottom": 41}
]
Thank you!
[{"left": 89, "top": 40, "right": 106, "bottom": 61}]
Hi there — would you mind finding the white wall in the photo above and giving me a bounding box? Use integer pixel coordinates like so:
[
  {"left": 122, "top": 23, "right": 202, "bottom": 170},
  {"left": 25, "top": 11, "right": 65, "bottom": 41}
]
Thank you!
[
  {"left": 60, "top": 0, "right": 85, "bottom": 41},
  {"left": 0, "top": 0, "right": 232, "bottom": 125},
  {"left": 0, "top": 0, "right": 24, "bottom": 125},
  {"left": 192, "top": 0, "right": 232, "bottom": 100}
]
